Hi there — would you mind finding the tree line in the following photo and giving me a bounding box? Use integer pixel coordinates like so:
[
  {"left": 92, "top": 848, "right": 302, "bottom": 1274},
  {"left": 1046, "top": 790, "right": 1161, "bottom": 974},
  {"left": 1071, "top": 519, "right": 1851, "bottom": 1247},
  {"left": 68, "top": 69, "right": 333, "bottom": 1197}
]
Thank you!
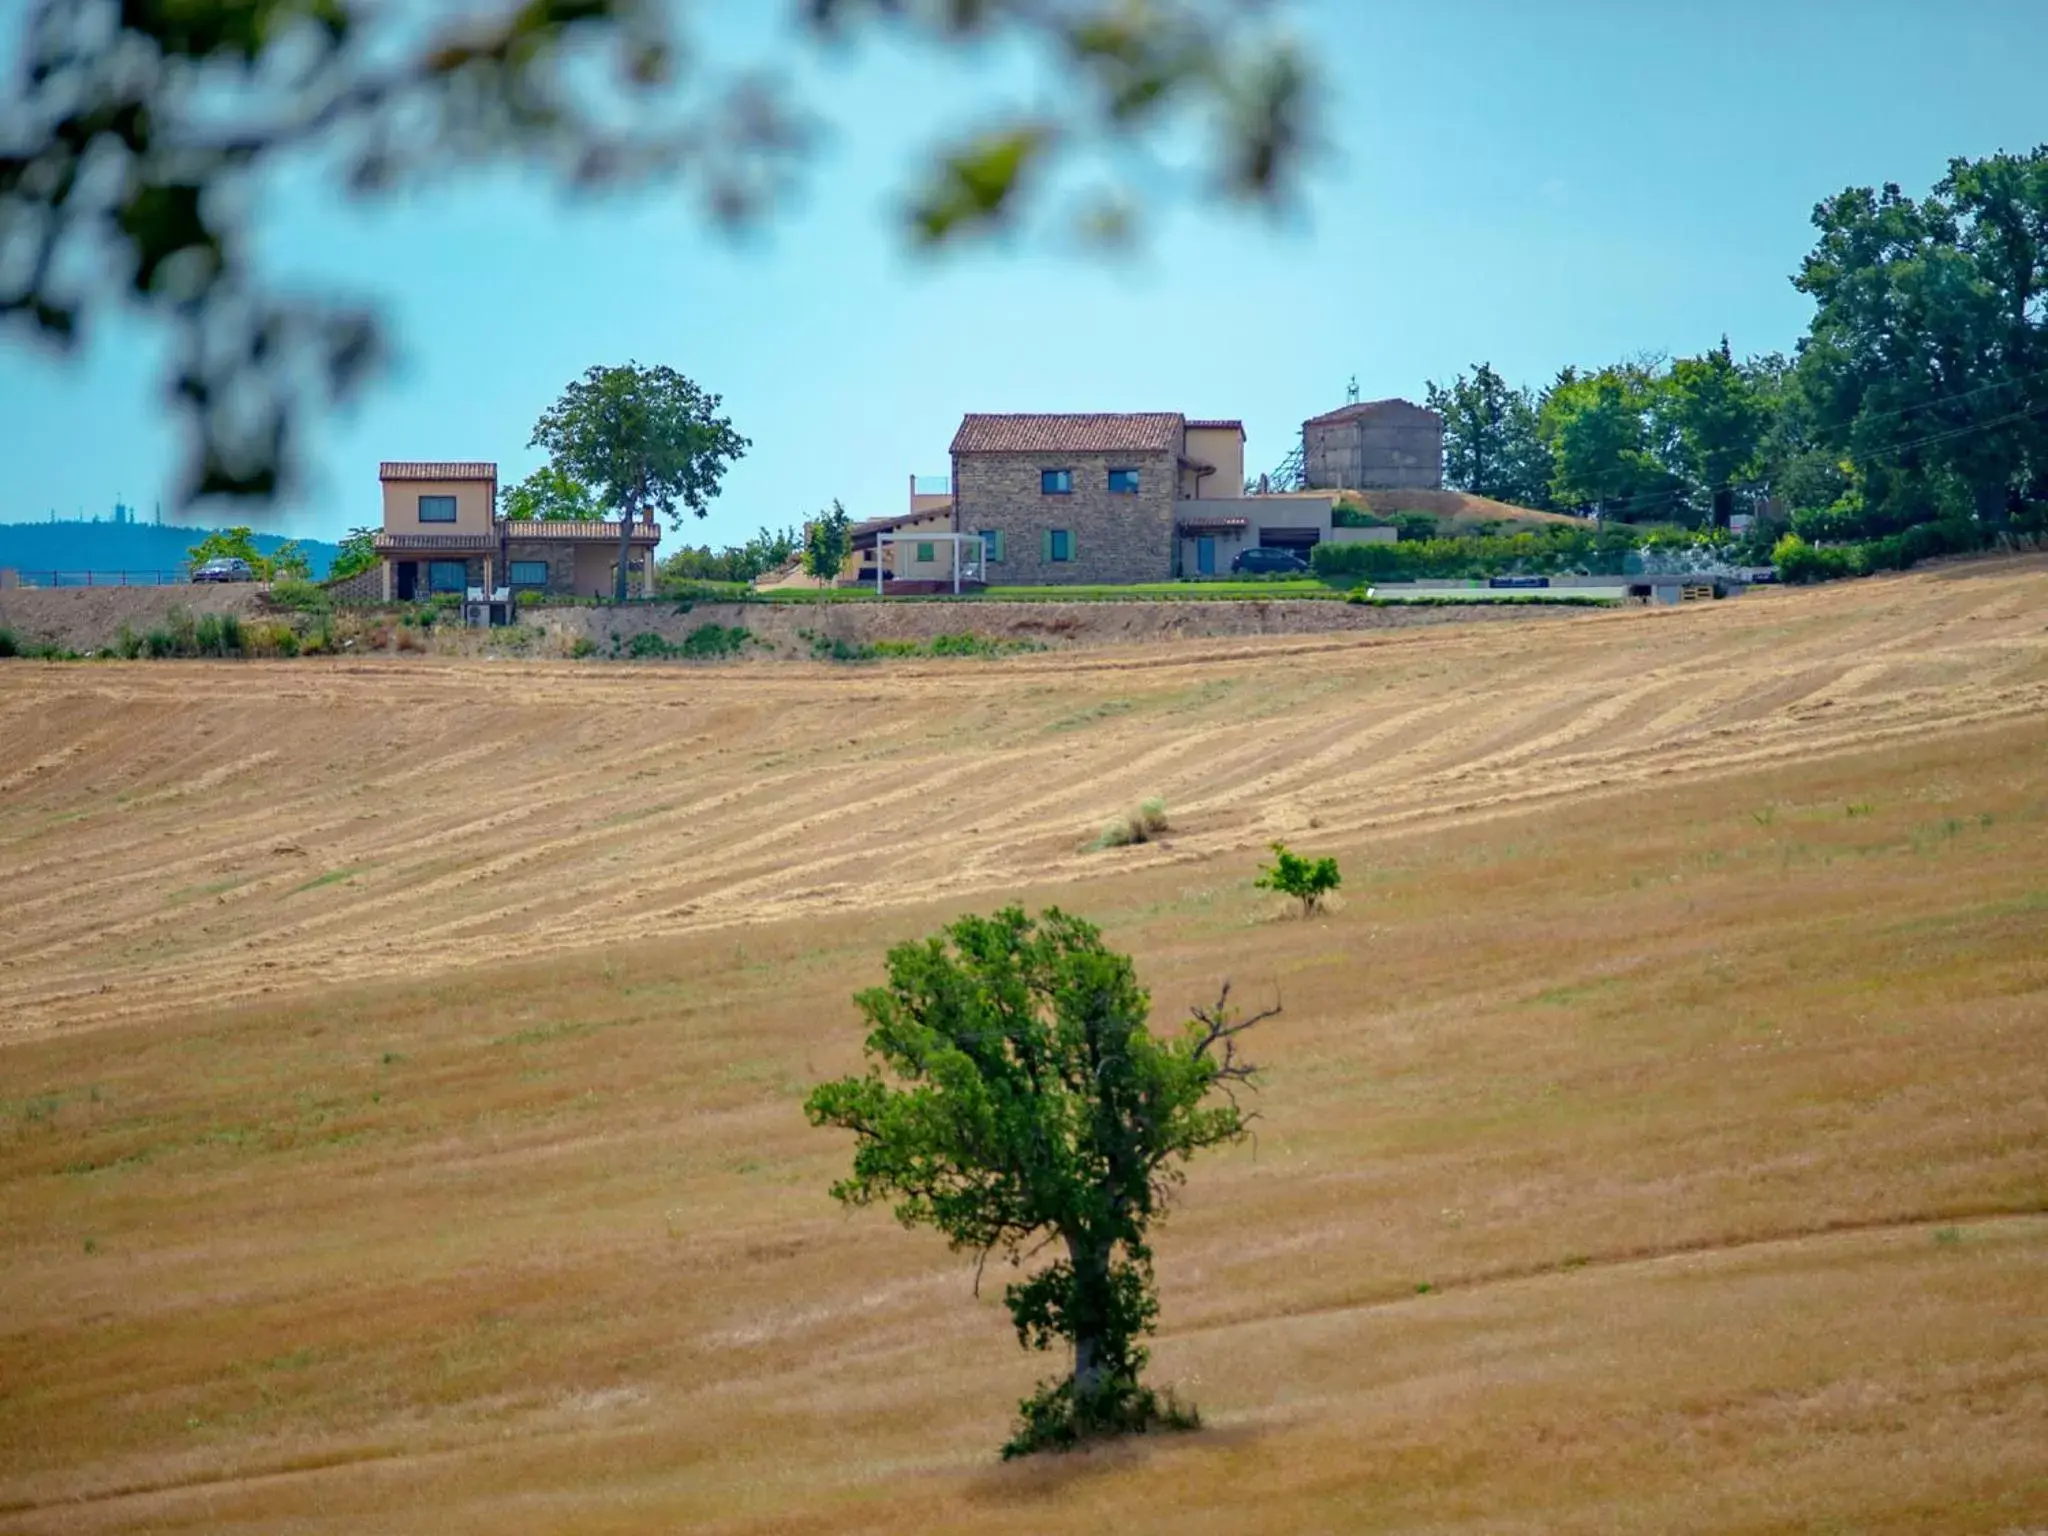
[{"left": 1428, "top": 148, "right": 2048, "bottom": 548}]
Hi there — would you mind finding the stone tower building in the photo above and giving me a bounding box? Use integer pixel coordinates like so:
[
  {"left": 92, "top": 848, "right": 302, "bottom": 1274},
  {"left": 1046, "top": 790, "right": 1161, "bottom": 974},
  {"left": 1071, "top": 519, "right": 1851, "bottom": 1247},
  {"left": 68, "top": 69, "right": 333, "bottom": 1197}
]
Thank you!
[{"left": 1301, "top": 398, "right": 1444, "bottom": 491}]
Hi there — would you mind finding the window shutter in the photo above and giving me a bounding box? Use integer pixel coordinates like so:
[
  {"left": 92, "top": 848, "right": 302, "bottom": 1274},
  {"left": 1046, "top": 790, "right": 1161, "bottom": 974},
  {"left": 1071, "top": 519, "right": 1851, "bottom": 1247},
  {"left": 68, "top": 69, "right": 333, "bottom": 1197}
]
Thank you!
[
  {"left": 1041, "top": 529, "right": 1053, "bottom": 562},
  {"left": 995, "top": 530, "right": 1006, "bottom": 562},
  {"left": 1068, "top": 530, "right": 1077, "bottom": 561}
]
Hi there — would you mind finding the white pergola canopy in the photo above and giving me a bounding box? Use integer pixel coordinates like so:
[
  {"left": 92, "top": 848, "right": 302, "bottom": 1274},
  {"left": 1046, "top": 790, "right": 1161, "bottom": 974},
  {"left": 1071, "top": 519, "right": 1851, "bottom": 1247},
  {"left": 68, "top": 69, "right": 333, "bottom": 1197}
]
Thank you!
[{"left": 872, "top": 529, "right": 987, "bottom": 594}]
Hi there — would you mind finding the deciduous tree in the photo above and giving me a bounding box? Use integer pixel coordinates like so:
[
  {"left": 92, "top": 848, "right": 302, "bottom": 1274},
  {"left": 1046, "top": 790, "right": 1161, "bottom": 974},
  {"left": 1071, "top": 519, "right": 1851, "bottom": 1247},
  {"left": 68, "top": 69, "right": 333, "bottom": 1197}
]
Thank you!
[
  {"left": 804, "top": 907, "right": 1275, "bottom": 1457},
  {"left": 499, "top": 465, "right": 599, "bottom": 522},
  {"left": 1656, "top": 339, "right": 1770, "bottom": 527},
  {"left": 329, "top": 525, "right": 377, "bottom": 581},
  {"left": 527, "top": 363, "right": 748, "bottom": 601},
  {"left": 1427, "top": 362, "right": 1554, "bottom": 509},
  {"left": 802, "top": 501, "right": 853, "bottom": 588},
  {"left": 1794, "top": 151, "right": 2048, "bottom": 531}
]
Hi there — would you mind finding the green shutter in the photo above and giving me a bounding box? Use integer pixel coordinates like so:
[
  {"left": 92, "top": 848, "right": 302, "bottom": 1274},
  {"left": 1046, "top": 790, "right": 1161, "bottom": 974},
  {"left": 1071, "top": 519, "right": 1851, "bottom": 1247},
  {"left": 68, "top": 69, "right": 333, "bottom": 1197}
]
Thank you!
[
  {"left": 1041, "top": 529, "right": 1053, "bottom": 562},
  {"left": 1067, "top": 530, "right": 1077, "bottom": 561},
  {"left": 992, "top": 530, "right": 1005, "bottom": 563}
]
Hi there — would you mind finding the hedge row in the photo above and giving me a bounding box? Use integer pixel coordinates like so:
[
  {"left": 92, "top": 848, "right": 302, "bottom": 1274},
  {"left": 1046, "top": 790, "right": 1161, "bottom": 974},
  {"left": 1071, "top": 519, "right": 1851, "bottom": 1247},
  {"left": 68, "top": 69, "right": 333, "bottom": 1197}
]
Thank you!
[
  {"left": 1771, "top": 520, "right": 1987, "bottom": 583},
  {"left": 1310, "top": 526, "right": 1660, "bottom": 580}
]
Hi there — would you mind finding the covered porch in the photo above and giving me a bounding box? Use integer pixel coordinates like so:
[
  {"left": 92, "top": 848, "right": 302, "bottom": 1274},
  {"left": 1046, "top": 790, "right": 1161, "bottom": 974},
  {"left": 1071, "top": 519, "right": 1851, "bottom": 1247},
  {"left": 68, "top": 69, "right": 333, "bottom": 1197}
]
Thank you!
[{"left": 373, "top": 520, "right": 662, "bottom": 601}]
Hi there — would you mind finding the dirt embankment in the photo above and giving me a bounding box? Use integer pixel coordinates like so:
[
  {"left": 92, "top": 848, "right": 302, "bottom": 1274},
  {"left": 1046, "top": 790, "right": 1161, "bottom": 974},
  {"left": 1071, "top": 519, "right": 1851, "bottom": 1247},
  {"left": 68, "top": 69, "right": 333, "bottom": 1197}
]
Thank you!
[
  {"left": 0, "top": 585, "right": 265, "bottom": 652},
  {"left": 526, "top": 596, "right": 1596, "bottom": 653},
  {"left": 0, "top": 586, "right": 1599, "bottom": 660}
]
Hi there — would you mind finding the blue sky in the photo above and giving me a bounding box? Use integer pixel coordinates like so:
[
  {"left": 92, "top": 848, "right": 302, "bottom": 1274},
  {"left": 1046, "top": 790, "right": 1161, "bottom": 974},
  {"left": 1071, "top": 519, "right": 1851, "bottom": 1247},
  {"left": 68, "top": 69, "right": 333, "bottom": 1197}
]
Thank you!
[{"left": 4, "top": 0, "right": 2045, "bottom": 542}]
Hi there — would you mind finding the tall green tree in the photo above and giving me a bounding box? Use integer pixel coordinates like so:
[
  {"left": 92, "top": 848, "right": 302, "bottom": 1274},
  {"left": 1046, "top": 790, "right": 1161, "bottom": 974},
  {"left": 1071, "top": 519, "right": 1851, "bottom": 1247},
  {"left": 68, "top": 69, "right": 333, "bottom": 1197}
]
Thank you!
[
  {"left": 804, "top": 908, "right": 1276, "bottom": 1458},
  {"left": 329, "top": 525, "right": 378, "bottom": 581},
  {"left": 499, "top": 465, "right": 599, "bottom": 522},
  {"left": 186, "top": 526, "right": 270, "bottom": 576},
  {"left": 660, "top": 526, "right": 801, "bottom": 585},
  {"left": 1794, "top": 150, "right": 2048, "bottom": 531},
  {"left": 802, "top": 501, "right": 853, "bottom": 587},
  {"left": 1426, "top": 362, "right": 1554, "bottom": 509},
  {"left": 527, "top": 363, "right": 748, "bottom": 601},
  {"left": 1541, "top": 365, "right": 1679, "bottom": 520},
  {"left": 1, "top": 1, "right": 1316, "bottom": 507},
  {"left": 1655, "top": 339, "right": 1770, "bottom": 526}
]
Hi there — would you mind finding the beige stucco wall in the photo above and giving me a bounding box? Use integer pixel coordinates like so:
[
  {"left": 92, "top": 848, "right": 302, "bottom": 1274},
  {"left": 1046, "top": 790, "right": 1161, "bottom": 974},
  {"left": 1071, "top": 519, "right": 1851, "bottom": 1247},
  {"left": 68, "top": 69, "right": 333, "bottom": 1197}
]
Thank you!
[
  {"left": 572, "top": 545, "right": 622, "bottom": 597},
  {"left": 909, "top": 491, "right": 955, "bottom": 519},
  {"left": 1180, "top": 428, "right": 1245, "bottom": 500},
  {"left": 381, "top": 477, "right": 495, "bottom": 535},
  {"left": 847, "top": 510, "right": 955, "bottom": 582}
]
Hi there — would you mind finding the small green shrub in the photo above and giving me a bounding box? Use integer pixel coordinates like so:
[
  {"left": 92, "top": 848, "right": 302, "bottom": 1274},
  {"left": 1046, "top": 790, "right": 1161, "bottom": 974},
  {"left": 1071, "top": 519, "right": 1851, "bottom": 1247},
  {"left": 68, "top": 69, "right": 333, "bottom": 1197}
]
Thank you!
[
  {"left": 0, "top": 625, "right": 23, "bottom": 658},
  {"left": 625, "top": 631, "right": 671, "bottom": 659},
  {"left": 569, "top": 635, "right": 597, "bottom": 659},
  {"left": 143, "top": 627, "right": 178, "bottom": 659},
  {"left": 1255, "top": 841, "right": 1342, "bottom": 916},
  {"left": 192, "top": 612, "right": 244, "bottom": 656},
  {"left": 268, "top": 578, "right": 332, "bottom": 613},
  {"left": 678, "top": 623, "right": 750, "bottom": 659},
  {"left": 112, "top": 624, "right": 142, "bottom": 659},
  {"left": 1092, "top": 797, "right": 1171, "bottom": 850},
  {"left": 165, "top": 605, "right": 199, "bottom": 655}
]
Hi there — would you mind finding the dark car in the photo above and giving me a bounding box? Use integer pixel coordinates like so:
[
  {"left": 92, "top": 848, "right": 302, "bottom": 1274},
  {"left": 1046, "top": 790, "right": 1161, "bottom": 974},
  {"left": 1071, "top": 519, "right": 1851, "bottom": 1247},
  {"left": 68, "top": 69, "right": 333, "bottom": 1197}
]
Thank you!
[
  {"left": 1230, "top": 547, "right": 1310, "bottom": 575},
  {"left": 190, "top": 557, "right": 256, "bottom": 583}
]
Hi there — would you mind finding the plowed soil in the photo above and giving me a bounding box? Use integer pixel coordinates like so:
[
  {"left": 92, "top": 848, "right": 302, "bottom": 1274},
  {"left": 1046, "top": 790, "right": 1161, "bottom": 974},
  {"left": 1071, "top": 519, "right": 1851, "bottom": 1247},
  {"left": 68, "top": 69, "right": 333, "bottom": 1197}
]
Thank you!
[{"left": 2, "top": 556, "right": 2045, "bottom": 1534}]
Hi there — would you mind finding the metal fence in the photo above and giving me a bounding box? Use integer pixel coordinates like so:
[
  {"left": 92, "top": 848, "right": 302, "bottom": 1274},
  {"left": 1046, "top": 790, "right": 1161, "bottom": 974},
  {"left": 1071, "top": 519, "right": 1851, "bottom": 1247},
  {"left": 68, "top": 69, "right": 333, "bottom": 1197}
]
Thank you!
[{"left": 6, "top": 570, "right": 196, "bottom": 588}]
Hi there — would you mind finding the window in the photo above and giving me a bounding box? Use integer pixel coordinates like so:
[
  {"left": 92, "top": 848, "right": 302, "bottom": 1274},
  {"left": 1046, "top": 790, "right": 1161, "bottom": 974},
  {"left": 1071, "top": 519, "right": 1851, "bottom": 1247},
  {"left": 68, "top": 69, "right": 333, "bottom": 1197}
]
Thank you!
[
  {"left": 418, "top": 494, "right": 457, "bottom": 523},
  {"left": 979, "top": 529, "right": 1006, "bottom": 563},
  {"left": 1045, "top": 529, "right": 1074, "bottom": 563},
  {"left": 427, "top": 560, "right": 469, "bottom": 593},
  {"left": 916, "top": 541, "right": 936, "bottom": 564},
  {"left": 508, "top": 560, "right": 550, "bottom": 587},
  {"left": 1041, "top": 468, "right": 1074, "bottom": 495},
  {"left": 1107, "top": 468, "right": 1141, "bottom": 494}
]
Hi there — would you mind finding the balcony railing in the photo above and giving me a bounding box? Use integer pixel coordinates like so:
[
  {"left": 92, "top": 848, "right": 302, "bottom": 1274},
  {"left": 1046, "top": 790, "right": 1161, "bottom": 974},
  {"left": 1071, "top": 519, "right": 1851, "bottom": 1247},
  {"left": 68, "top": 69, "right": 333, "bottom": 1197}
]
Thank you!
[{"left": 912, "top": 475, "right": 952, "bottom": 495}]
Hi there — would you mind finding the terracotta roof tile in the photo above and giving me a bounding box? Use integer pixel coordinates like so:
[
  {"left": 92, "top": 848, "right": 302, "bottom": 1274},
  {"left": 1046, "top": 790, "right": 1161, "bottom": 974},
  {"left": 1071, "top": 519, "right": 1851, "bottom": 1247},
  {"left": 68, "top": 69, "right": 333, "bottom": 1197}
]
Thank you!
[
  {"left": 379, "top": 461, "right": 498, "bottom": 481},
  {"left": 1184, "top": 419, "right": 1245, "bottom": 433},
  {"left": 950, "top": 413, "right": 1184, "bottom": 455},
  {"left": 503, "top": 518, "right": 659, "bottom": 541},
  {"left": 1304, "top": 399, "right": 1440, "bottom": 428}
]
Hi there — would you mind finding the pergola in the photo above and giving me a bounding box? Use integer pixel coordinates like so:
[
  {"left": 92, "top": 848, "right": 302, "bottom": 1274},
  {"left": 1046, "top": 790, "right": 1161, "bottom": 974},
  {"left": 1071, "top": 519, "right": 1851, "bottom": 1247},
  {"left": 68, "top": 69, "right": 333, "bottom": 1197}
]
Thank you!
[{"left": 871, "top": 530, "right": 986, "bottom": 595}]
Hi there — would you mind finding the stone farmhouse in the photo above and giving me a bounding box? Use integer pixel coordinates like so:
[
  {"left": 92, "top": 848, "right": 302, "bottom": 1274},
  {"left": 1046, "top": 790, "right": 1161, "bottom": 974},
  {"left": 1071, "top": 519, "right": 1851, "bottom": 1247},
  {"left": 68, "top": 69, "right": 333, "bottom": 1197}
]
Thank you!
[
  {"left": 916, "top": 411, "right": 1395, "bottom": 586},
  {"left": 365, "top": 462, "right": 660, "bottom": 601}
]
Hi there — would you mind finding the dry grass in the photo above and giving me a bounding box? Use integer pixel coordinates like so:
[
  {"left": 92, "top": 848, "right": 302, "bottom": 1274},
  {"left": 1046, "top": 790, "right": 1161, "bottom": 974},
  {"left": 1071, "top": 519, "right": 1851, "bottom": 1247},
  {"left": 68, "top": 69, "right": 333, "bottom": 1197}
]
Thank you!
[{"left": 2, "top": 558, "right": 2046, "bottom": 1533}]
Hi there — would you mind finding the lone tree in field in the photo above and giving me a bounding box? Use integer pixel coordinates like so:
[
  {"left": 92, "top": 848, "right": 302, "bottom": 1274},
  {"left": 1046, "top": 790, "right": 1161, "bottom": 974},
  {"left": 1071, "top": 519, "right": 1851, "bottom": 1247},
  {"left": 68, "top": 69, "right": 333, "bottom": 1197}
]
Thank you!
[
  {"left": 804, "top": 907, "right": 1277, "bottom": 1458},
  {"left": 1255, "top": 842, "right": 1342, "bottom": 917},
  {"left": 802, "top": 500, "right": 853, "bottom": 587},
  {"left": 528, "top": 363, "right": 749, "bottom": 601}
]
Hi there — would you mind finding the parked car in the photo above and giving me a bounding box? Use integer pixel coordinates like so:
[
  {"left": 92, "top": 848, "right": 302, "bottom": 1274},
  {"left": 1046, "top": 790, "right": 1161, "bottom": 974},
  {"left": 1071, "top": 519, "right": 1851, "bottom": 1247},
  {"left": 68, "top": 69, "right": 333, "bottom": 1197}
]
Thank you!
[
  {"left": 1230, "top": 547, "right": 1310, "bottom": 575},
  {"left": 190, "top": 557, "right": 256, "bottom": 583}
]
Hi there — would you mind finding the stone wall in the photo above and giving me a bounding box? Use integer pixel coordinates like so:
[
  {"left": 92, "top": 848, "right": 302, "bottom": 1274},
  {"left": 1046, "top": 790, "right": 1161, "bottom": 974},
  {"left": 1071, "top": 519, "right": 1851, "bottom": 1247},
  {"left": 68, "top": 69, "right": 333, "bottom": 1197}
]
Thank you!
[
  {"left": 520, "top": 595, "right": 1598, "bottom": 655},
  {"left": 504, "top": 540, "right": 579, "bottom": 595},
  {"left": 327, "top": 566, "right": 384, "bottom": 605},
  {"left": 955, "top": 450, "right": 1177, "bottom": 585},
  {"left": 1305, "top": 403, "right": 1444, "bottom": 491}
]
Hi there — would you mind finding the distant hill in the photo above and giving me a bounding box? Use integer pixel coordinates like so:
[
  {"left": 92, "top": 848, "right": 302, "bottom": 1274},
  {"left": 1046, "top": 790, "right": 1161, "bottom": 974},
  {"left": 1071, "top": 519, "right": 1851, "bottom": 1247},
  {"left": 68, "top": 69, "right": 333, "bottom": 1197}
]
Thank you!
[{"left": 0, "top": 522, "right": 340, "bottom": 580}]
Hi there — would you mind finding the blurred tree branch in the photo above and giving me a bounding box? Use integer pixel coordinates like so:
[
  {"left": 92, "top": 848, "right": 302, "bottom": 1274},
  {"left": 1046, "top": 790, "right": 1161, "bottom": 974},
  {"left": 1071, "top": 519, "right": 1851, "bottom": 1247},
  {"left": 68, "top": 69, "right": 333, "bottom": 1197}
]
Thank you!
[{"left": 0, "top": 0, "right": 1317, "bottom": 508}]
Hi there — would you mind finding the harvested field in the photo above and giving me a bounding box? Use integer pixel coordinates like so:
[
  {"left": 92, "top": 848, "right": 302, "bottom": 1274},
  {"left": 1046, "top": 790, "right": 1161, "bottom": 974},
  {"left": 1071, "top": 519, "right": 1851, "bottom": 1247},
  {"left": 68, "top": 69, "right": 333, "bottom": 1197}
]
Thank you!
[{"left": 2, "top": 557, "right": 2045, "bottom": 1533}]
